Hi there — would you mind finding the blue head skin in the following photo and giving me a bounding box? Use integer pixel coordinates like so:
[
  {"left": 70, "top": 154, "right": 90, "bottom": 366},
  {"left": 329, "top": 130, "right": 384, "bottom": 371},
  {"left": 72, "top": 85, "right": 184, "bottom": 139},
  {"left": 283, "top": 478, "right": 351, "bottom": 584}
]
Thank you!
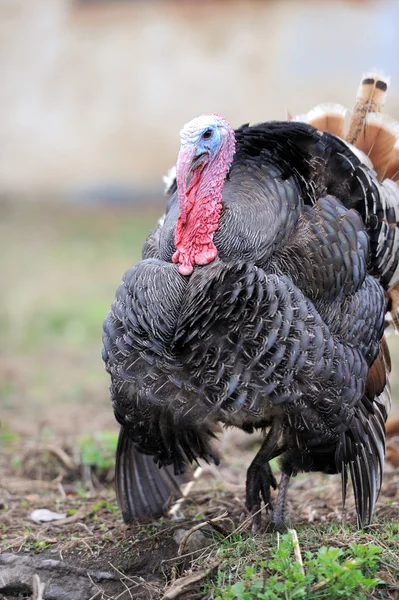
[{"left": 192, "top": 124, "right": 222, "bottom": 162}]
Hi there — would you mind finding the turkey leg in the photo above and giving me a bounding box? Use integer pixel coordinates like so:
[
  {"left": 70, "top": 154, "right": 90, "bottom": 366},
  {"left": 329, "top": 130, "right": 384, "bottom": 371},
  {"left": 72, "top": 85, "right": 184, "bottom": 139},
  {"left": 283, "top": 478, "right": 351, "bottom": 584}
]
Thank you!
[
  {"left": 269, "top": 471, "right": 290, "bottom": 532},
  {"left": 245, "top": 426, "right": 283, "bottom": 533}
]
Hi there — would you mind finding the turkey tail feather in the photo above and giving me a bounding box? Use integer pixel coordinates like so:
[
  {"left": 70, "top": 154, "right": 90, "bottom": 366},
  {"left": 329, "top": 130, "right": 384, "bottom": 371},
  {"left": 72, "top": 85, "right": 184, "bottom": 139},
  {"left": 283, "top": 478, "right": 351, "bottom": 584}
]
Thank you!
[
  {"left": 356, "top": 115, "right": 399, "bottom": 181},
  {"left": 345, "top": 71, "right": 399, "bottom": 183},
  {"left": 346, "top": 71, "right": 390, "bottom": 146},
  {"left": 385, "top": 142, "right": 399, "bottom": 183},
  {"left": 388, "top": 283, "right": 399, "bottom": 332},
  {"left": 339, "top": 394, "right": 388, "bottom": 528},
  {"left": 115, "top": 427, "right": 189, "bottom": 522},
  {"left": 337, "top": 340, "right": 390, "bottom": 528},
  {"left": 293, "top": 103, "right": 347, "bottom": 138},
  {"left": 378, "top": 178, "right": 399, "bottom": 327}
]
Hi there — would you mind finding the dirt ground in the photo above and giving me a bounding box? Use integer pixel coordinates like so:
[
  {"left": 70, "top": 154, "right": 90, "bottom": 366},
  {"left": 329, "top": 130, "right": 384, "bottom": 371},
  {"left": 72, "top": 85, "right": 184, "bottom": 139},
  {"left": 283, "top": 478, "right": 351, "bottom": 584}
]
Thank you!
[
  {"left": 1, "top": 202, "right": 399, "bottom": 599},
  {"left": 1, "top": 427, "right": 399, "bottom": 599}
]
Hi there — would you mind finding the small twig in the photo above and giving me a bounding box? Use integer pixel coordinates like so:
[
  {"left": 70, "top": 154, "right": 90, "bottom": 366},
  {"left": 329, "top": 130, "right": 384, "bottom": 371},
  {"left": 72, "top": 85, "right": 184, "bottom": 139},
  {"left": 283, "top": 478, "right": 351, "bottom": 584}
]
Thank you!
[
  {"left": 161, "top": 562, "right": 220, "bottom": 600},
  {"left": 207, "top": 519, "right": 231, "bottom": 537},
  {"left": 163, "top": 508, "right": 263, "bottom": 568},
  {"left": 73, "top": 521, "right": 93, "bottom": 535},
  {"left": 87, "top": 573, "right": 105, "bottom": 600},
  {"left": 57, "top": 482, "right": 67, "bottom": 498},
  {"left": 33, "top": 443, "right": 74, "bottom": 469},
  {"left": 108, "top": 561, "right": 140, "bottom": 585},
  {"left": 312, "top": 578, "right": 332, "bottom": 592},
  {"left": 311, "top": 562, "right": 355, "bottom": 592},
  {"left": 17, "top": 535, "right": 30, "bottom": 553},
  {"left": 108, "top": 562, "right": 160, "bottom": 594},
  {"left": 82, "top": 464, "right": 95, "bottom": 491},
  {"left": 380, "top": 559, "right": 399, "bottom": 574},
  {"left": 32, "top": 574, "right": 45, "bottom": 600},
  {"left": 288, "top": 529, "right": 304, "bottom": 575},
  {"left": 234, "top": 495, "right": 250, "bottom": 515},
  {"left": 80, "top": 538, "right": 94, "bottom": 556},
  {"left": 48, "top": 506, "right": 86, "bottom": 527},
  {"left": 162, "top": 547, "right": 214, "bottom": 566},
  {"left": 115, "top": 578, "right": 133, "bottom": 600},
  {"left": 230, "top": 505, "right": 263, "bottom": 538},
  {"left": 169, "top": 466, "right": 203, "bottom": 518},
  {"left": 178, "top": 512, "right": 228, "bottom": 556}
]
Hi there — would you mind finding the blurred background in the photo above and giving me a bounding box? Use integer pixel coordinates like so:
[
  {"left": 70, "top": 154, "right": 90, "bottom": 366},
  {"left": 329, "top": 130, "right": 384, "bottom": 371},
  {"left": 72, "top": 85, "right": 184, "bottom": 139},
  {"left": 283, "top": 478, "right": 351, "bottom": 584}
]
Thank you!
[{"left": 1, "top": 0, "right": 399, "bottom": 446}]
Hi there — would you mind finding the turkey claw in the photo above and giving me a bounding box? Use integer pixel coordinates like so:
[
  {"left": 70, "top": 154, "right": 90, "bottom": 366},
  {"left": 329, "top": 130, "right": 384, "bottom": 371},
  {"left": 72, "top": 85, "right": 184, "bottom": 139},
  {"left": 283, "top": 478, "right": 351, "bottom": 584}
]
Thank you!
[
  {"left": 245, "top": 462, "right": 276, "bottom": 532},
  {"left": 265, "top": 514, "right": 288, "bottom": 533}
]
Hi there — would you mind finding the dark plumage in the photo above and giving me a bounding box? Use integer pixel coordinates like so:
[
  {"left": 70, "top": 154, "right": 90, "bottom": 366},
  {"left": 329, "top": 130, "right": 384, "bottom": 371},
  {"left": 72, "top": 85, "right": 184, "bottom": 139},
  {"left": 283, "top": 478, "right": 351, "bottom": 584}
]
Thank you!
[{"left": 103, "top": 112, "right": 396, "bottom": 530}]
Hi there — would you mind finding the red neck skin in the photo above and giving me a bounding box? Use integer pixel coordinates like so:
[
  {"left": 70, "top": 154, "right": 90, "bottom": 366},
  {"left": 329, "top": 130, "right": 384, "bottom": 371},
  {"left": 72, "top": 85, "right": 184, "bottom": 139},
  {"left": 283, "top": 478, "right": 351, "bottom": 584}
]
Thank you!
[{"left": 172, "top": 138, "right": 235, "bottom": 276}]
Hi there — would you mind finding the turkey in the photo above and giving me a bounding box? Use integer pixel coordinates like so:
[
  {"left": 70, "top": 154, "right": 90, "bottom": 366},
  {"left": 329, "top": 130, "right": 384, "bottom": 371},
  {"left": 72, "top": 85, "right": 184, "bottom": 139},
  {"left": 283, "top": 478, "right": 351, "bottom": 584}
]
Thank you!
[{"left": 103, "top": 72, "right": 399, "bottom": 531}]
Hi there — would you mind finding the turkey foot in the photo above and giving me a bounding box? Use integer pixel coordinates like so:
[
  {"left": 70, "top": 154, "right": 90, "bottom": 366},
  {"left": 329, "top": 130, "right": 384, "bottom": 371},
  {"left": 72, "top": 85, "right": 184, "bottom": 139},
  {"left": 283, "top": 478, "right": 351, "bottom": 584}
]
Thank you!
[
  {"left": 266, "top": 472, "right": 291, "bottom": 533},
  {"left": 245, "top": 427, "right": 282, "bottom": 533},
  {"left": 245, "top": 461, "right": 277, "bottom": 533}
]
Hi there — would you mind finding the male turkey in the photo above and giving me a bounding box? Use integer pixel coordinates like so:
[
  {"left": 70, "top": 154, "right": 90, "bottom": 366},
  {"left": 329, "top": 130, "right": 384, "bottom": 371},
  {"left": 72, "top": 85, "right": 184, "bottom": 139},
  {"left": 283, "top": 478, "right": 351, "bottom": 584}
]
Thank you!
[{"left": 103, "top": 72, "right": 399, "bottom": 530}]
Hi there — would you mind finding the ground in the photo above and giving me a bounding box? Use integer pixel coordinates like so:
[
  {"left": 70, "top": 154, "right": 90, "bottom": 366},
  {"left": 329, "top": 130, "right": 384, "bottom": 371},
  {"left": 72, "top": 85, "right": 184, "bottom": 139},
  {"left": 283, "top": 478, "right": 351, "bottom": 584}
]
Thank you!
[{"left": 1, "top": 202, "right": 399, "bottom": 599}]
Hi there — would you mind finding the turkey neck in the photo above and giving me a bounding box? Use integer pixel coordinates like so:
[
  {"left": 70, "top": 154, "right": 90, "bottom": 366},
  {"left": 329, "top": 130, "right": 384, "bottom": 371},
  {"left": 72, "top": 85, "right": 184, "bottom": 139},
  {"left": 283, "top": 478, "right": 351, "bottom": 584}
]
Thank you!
[{"left": 173, "top": 150, "right": 229, "bottom": 276}]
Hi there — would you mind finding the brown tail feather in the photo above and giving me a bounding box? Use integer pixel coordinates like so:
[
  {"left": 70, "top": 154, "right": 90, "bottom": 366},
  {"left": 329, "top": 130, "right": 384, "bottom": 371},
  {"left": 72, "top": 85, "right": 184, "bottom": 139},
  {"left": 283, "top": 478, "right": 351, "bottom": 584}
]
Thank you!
[
  {"left": 380, "top": 335, "right": 392, "bottom": 373},
  {"left": 346, "top": 71, "right": 390, "bottom": 146},
  {"left": 386, "top": 416, "right": 399, "bottom": 436},
  {"left": 385, "top": 143, "right": 399, "bottom": 183},
  {"left": 355, "top": 114, "right": 399, "bottom": 181},
  {"left": 385, "top": 413, "right": 399, "bottom": 469},
  {"left": 115, "top": 426, "right": 190, "bottom": 522},
  {"left": 387, "top": 283, "right": 399, "bottom": 333},
  {"left": 290, "top": 71, "right": 399, "bottom": 184},
  {"left": 293, "top": 103, "right": 347, "bottom": 138},
  {"left": 366, "top": 346, "right": 388, "bottom": 400}
]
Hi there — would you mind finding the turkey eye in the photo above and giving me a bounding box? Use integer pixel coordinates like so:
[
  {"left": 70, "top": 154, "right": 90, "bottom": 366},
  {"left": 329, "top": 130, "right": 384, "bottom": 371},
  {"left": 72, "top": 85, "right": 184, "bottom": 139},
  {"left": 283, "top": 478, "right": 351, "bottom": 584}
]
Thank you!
[{"left": 202, "top": 129, "right": 213, "bottom": 140}]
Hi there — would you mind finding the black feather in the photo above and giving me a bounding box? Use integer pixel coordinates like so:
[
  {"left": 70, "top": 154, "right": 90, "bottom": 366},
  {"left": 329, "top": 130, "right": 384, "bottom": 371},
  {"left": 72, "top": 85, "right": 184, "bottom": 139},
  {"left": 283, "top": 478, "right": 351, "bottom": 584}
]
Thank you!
[{"left": 115, "top": 427, "right": 189, "bottom": 521}]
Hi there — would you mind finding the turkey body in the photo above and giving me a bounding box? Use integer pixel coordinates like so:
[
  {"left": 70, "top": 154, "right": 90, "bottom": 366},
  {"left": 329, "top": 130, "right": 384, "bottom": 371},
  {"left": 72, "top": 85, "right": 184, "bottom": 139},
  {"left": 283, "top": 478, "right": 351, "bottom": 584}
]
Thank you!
[{"left": 103, "top": 121, "right": 390, "bottom": 528}]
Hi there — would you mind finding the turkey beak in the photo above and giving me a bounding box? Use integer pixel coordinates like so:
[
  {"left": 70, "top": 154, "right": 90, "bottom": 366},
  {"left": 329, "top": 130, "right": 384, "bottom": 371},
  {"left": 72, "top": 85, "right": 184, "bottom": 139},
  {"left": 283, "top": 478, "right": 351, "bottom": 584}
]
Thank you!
[
  {"left": 176, "top": 144, "right": 210, "bottom": 222},
  {"left": 177, "top": 145, "right": 209, "bottom": 196},
  {"left": 188, "top": 151, "right": 208, "bottom": 176}
]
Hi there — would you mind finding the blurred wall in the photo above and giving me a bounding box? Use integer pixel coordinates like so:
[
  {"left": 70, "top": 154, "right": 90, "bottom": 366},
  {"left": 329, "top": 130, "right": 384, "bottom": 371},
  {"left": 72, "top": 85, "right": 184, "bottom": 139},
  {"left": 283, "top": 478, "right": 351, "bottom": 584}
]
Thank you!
[{"left": 0, "top": 0, "right": 398, "bottom": 199}]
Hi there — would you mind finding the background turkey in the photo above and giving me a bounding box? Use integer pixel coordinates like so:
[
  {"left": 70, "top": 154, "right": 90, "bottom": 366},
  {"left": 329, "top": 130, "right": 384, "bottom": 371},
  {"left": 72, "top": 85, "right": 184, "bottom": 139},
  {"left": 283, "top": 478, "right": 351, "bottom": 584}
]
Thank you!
[{"left": 102, "top": 72, "right": 399, "bottom": 532}]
